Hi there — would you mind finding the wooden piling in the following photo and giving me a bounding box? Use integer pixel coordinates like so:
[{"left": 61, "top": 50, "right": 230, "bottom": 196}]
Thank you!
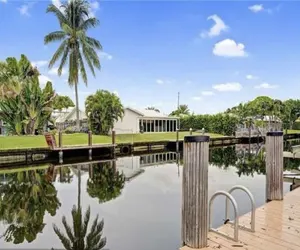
[
  {"left": 88, "top": 131, "right": 92, "bottom": 160},
  {"left": 265, "top": 131, "right": 284, "bottom": 201},
  {"left": 189, "top": 128, "right": 193, "bottom": 135},
  {"left": 182, "top": 135, "right": 209, "bottom": 249},
  {"left": 176, "top": 129, "right": 179, "bottom": 152},
  {"left": 112, "top": 129, "right": 116, "bottom": 156},
  {"left": 58, "top": 131, "right": 62, "bottom": 148}
]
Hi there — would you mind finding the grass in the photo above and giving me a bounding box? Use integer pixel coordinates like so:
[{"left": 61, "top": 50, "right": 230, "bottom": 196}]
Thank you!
[
  {"left": 0, "top": 132, "right": 223, "bottom": 150},
  {"left": 286, "top": 130, "right": 300, "bottom": 134}
]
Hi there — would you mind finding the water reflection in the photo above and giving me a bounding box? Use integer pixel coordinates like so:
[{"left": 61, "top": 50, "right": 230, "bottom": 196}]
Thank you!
[
  {"left": 87, "top": 161, "right": 126, "bottom": 203},
  {"left": 0, "top": 168, "right": 60, "bottom": 244},
  {"left": 52, "top": 205, "right": 106, "bottom": 250},
  {"left": 0, "top": 145, "right": 299, "bottom": 249}
]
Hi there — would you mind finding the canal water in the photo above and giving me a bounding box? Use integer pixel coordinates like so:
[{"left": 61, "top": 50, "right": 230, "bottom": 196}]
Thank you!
[{"left": 0, "top": 144, "right": 298, "bottom": 250}]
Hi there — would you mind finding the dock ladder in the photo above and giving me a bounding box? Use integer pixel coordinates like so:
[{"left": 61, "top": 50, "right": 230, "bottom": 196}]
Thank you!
[{"left": 209, "top": 185, "right": 256, "bottom": 242}]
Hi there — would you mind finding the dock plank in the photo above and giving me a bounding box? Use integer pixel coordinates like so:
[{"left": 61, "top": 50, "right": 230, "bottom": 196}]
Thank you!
[{"left": 180, "top": 187, "right": 300, "bottom": 250}]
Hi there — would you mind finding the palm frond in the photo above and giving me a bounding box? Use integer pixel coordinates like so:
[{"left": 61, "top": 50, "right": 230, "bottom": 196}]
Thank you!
[
  {"left": 62, "top": 216, "right": 75, "bottom": 243},
  {"left": 49, "top": 40, "right": 68, "bottom": 69},
  {"left": 44, "top": 31, "right": 67, "bottom": 44},
  {"left": 85, "top": 36, "right": 102, "bottom": 50},
  {"left": 46, "top": 4, "right": 69, "bottom": 26},
  {"left": 80, "top": 17, "right": 99, "bottom": 31},
  {"left": 53, "top": 224, "right": 72, "bottom": 250},
  {"left": 58, "top": 46, "right": 69, "bottom": 76},
  {"left": 81, "top": 206, "right": 90, "bottom": 238},
  {"left": 78, "top": 51, "right": 88, "bottom": 85}
]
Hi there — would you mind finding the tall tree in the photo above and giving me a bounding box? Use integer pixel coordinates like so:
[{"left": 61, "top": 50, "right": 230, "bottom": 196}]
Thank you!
[
  {"left": 85, "top": 90, "right": 124, "bottom": 135},
  {"left": 45, "top": 0, "right": 102, "bottom": 130}
]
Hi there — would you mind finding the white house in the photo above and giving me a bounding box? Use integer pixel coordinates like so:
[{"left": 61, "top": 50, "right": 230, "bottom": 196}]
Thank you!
[
  {"left": 113, "top": 107, "right": 179, "bottom": 134},
  {"left": 54, "top": 107, "right": 88, "bottom": 130}
]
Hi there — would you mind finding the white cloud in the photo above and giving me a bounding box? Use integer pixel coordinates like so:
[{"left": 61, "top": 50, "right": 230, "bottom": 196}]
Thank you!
[
  {"left": 201, "top": 91, "right": 215, "bottom": 96},
  {"left": 90, "top": 1, "right": 99, "bottom": 10},
  {"left": 0, "top": 0, "right": 7, "bottom": 3},
  {"left": 255, "top": 82, "right": 278, "bottom": 89},
  {"left": 201, "top": 15, "right": 228, "bottom": 38},
  {"left": 31, "top": 60, "right": 48, "bottom": 68},
  {"left": 18, "top": 4, "right": 30, "bottom": 16},
  {"left": 156, "top": 79, "right": 164, "bottom": 84},
  {"left": 246, "top": 74, "right": 258, "bottom": 80},
  {"left": 213, "top": 82, "right": 242, "bottom": 92},
  {"left": 52, "top": 0, "right": 62, "bottom": 9},
  {"left": 249, "top": 4, "right": 264, "bottom": 13},
  {"left": 213, "top": 39, "right": 248, "bottom": 57},
  {"left": 39, "top": 75, "right": 53, "bottom": 86},
  {"left": 192, "top": 96, "right": 202, "bottom": 101},
  {"left": 113, "top": 90, "right": 119, "bottom": 97},
  {"left": 48, "top": 67, "right": 66, "bottom": 76},
  {"left": 99, "top": 51, "right": 113, "bottom": 60}
]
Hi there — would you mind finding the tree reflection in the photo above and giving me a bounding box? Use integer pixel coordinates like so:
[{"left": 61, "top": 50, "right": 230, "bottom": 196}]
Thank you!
[
  {"left": 52, "top": 205, "right": 106, "bottom": 250},
  {"left": 87, "top": 161, "right": 126, "bottom": 203},
  {"left": 0, "top": 169, "right": 60, "bottom": 244},
  {"left": 209, "top": 147, "right": 237, "bottom": 169}
]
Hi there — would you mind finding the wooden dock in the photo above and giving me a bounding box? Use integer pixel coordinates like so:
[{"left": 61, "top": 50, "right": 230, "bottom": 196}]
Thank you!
[{"left": 181, "top": 186, "right": 300, "bottom": 250}]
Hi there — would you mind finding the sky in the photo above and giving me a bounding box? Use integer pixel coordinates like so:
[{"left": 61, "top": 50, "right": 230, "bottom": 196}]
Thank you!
[{"left": 1, "top": 0, "right": 300, "bottom": 115}]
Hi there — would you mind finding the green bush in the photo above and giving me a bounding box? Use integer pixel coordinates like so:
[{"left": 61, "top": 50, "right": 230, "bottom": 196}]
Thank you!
[
  {"left": 180, "top": 114, "right": 239, "bottom": 136},
  {"left": 292, "top": 121, "right": 300, "bottom": 130},
  {"left": 64, "top": 126, "right": 77, "bottom": 134}
]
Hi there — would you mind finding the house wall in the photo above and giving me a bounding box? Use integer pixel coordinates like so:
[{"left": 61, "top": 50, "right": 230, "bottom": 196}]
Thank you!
[{"left": 113, "top": 109, "right": 139, "bottom": 134}]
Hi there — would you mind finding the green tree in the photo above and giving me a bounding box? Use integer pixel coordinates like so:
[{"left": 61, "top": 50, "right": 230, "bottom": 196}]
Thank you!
[
  {"left": 170, "top": 104, "right": 190, "bottom": 116},
  {"left": 87, "top": 162, "right": 126, "bottom": 203},
  {"left": 0, "top": 169, "right": 60, "bottom": 244},
  {"left": 282, "top": 99, "right": 300, "bottom": 129},
  {"left": 0, "top": 55, "right": 55, "bottom": 135},
  {"left": 53, "top": 95, "right": 75, "bottom": 111},
  {"left": 85, "top": 90, "right": 124, "bottom": 135},
  {"left": 45, "top": 0, "right": 102, "bottom": 130},
  {"left": 52, "top": 206, "right": 106, "bottom": 250}
]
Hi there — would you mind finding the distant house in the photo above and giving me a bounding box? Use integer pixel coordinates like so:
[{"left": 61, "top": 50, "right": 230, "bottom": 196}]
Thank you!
[
  {"left": 113, "top": 107, "right": 179, "bottom": 134},
  {"left": 54, "top": 107, "right": 88, "bottom": 130}
]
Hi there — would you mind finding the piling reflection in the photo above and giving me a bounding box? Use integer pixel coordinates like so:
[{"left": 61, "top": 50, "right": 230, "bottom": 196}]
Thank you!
[{"left": 0, "top": 168, "right": 60, "bottom": 244}]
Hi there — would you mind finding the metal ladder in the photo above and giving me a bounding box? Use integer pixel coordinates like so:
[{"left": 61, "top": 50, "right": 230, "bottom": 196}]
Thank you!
[{"left": 208, "top": 185, "right": 256, "bottom": 242}]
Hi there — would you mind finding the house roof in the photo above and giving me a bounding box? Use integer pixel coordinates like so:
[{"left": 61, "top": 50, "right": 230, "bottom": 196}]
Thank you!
[{"left": 126, "top": 107, "right": 178, "bottom": 119}]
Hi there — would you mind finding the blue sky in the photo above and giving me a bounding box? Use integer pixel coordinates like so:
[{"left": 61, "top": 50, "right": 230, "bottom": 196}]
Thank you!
[{"left": 1, "top": 0, "right": 300, "bottom": 114}]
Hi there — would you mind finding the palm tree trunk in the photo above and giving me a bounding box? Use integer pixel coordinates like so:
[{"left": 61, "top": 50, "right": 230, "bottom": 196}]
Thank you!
[{"left": 75, "top": 83, "right": 80, "bottom": 130}]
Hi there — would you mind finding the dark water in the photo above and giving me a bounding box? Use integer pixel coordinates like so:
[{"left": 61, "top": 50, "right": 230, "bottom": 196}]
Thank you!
[{"left": 0, "top": 144, "right": 299, "bottom": 250}]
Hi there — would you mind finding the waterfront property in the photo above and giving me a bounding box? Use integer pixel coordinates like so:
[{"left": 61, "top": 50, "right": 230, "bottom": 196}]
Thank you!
[{"left": 113, "top": 107, "right": 179, "bottom": 134}]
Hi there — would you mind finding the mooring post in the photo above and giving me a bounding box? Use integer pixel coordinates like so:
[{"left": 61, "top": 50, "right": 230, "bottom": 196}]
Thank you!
[
  {"left": 58, "top": 131, "right": 62, "bottom": 148},
  {"left": 189, "top": 128, "right": 193, "bottom": 135},
  {"left": 112, "top": 129, "right": 116, "bottom": 156},
  {"left": 88, "top": 130, "right": 92, "bottom": 160},
  {"left": 59, "top": 150, "right": 63, "bottom": 164},
  {"left": 265, "top": 131, "right": 284, "bottom": 201},
  {"left": 182, "top": 135, "right": 209, "bottom": 249},
  {"left": 176, "top": 128, "right": 179, "bottom": 152}
]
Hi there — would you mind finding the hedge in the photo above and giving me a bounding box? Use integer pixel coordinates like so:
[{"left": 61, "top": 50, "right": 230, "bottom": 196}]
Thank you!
[{"left": 180, "top": 114, "right": 239, "bottom": 136}]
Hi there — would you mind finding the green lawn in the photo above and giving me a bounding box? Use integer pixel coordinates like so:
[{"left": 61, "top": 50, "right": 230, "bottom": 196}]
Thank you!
[
  {"left": 0, "top": 132, "right": 223, "bottom": 150},
  {"left": 286, "top": 130, "right": 300, "bottom": 134}
]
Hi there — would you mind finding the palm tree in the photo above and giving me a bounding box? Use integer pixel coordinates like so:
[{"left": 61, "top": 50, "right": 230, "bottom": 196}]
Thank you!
[
  {"left": 170, "top": 104, "right": 190, "bottom": 116},
  {"left": 45, "top": 0, "right": 102, "bottom": 129},
  {"left": 52, "top": 206, "right": 106, "bottom": 250}
]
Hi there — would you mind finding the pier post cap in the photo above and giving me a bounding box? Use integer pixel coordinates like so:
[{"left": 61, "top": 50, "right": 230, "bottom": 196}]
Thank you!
[
  {"left": 184, "top": 135, "right": 210, "bottom": 143},
  {"left": 189, "top": 128, "right": 193, "bottom": 131},
  {"left": 266, "top": 131, "right": 283, "bottom": 136}
]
